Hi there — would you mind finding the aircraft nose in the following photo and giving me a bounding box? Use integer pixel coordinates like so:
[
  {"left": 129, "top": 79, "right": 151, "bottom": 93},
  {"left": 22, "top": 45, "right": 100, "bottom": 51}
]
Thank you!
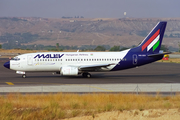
[{"left": 4, "top": 61, "right": 10, "bottom": 69}]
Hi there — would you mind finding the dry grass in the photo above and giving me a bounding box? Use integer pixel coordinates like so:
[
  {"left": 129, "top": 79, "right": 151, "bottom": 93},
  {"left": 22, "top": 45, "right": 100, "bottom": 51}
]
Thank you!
[
  {"left": 1, "top": 93, "right": 180, "bottom": 120},
  {"left": 158, "top": 58, "right": 180, "bottom": 63}
]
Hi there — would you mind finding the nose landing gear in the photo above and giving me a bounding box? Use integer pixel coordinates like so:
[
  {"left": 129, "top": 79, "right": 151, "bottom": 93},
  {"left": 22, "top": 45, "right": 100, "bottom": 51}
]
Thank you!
[
  {"left": 16, "top": 71, "right": 26, "bottom": 78},
  {"left": 22, "top": 74, "right": 26, "bottom": 78}
]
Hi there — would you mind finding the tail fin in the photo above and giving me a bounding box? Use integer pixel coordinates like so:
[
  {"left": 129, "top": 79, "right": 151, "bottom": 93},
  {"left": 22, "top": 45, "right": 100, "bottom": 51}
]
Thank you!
[{"left": 138, "top": 21, "right": 167, "bottom": 54}]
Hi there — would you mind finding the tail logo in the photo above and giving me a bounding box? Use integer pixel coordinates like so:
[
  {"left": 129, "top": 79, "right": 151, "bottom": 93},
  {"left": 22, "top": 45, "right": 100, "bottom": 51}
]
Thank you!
[{"left": 142, "top": 29, "right": 160, "bottom": 51}]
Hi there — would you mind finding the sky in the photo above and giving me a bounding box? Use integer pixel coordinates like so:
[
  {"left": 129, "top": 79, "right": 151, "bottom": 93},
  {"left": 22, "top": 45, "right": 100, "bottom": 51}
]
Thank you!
[{"left": 0, "top": 0, "right": 179, "bottom": 18}]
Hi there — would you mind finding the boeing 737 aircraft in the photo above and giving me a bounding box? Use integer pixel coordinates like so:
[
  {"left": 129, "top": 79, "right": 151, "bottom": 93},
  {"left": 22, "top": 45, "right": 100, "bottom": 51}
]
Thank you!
[{"left": 4, "top": 21, "right": 169, "bottom": 78}]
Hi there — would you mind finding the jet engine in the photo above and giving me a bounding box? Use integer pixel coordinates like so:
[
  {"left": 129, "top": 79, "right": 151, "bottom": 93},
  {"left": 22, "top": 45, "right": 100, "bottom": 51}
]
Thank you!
[{"left": 60, "top": 66, "right": 78, "bottom": 76}]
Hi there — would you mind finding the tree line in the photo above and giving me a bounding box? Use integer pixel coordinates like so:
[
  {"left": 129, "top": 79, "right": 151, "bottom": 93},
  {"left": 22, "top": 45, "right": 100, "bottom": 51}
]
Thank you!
[{"left": 0, "top": 43, "right": 171, "bottom": 52}]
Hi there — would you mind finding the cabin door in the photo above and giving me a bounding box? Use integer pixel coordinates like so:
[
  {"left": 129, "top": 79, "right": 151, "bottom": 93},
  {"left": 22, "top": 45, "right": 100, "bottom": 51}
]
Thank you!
[
  {"left": 27, "top": 55, "right": 33, "bottom": 66},
  {"left": 133, "top": 54, "right": 138, "bottom": 65}
]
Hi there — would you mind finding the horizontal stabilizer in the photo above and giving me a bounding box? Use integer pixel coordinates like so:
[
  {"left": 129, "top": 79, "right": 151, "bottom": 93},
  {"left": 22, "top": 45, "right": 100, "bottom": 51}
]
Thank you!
[{"left": 148, "top": 52, "right": 171, "bottom": 57}]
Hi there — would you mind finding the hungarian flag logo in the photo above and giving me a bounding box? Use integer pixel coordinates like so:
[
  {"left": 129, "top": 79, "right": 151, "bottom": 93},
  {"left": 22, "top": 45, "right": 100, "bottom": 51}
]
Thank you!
[{"left": 142, "top": 29, "right": 160, "bottom": 51}]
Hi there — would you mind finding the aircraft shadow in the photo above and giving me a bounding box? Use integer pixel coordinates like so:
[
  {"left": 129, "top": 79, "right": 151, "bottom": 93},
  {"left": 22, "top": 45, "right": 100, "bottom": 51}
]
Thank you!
[{"left": 16, "top": 73, "right": 180, "bottom": 84}]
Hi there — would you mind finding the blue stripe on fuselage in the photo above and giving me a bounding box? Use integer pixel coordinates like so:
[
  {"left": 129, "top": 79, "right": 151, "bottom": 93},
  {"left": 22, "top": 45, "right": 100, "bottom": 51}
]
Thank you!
[{"left": 111, "top": 48, "right": 164, "bottom": 71}]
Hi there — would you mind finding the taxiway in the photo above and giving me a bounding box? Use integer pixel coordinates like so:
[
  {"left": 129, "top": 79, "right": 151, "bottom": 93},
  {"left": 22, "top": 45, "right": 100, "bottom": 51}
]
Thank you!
[{"left": 0, "top": 58, "right": 180, "bottom": 93}]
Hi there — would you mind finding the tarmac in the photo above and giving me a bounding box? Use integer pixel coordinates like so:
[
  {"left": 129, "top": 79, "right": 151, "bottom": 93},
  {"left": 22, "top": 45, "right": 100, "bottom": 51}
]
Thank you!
[{"left": 0, "top": 58, "right": 180, "bottom": 94}]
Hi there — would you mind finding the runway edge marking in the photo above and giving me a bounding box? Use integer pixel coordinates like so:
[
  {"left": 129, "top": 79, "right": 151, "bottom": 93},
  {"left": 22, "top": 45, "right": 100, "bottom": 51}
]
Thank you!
[{"left": 6, "top": 82, "right": 14, "bottom": 85}]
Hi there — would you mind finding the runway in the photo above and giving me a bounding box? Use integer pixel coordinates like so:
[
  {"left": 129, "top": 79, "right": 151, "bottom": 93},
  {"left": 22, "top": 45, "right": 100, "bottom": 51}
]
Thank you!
[{"left": 0, "top": 58, "right": 180, "bottom": 93}]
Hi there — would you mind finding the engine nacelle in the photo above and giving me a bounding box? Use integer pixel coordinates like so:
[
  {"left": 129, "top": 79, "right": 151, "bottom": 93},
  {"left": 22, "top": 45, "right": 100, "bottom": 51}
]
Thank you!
[{"left": 60, "top": 66, "right": 78, "bottom": 76}]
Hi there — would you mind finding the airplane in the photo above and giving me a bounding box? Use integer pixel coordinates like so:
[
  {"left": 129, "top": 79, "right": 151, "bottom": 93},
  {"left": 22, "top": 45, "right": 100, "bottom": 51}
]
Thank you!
[{"left": 4, "top": 21, "right": 170, "bottom": 78}]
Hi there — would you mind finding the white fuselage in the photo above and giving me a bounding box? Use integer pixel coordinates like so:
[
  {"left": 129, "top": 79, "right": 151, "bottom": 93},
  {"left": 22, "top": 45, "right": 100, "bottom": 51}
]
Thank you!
[{"left": 10, "top": 50, "right": 129, "bottom": 72}]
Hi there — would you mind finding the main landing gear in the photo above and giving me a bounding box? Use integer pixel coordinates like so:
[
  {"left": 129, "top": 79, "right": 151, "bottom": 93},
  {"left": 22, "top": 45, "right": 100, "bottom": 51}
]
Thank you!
[{"left": 82, "top": 72, "right": 91, "bottom": 78}]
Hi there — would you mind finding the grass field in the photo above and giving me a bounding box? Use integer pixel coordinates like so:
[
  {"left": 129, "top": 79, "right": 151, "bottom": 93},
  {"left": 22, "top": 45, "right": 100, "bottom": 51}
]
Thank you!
[
  {"left": 1, "top": 93, "right": 180, "bottom": 120},
  {"left": 158, "top": 58, "right": 180, "bottom": 63}
]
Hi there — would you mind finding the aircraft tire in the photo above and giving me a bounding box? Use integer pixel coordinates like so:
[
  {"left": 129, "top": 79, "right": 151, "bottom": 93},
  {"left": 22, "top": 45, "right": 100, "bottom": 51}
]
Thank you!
[
  {"left": 22, "top": 74, "right": 26, "bottom": 78},
  {"left": 82, "top": 73, "right": 87, "bottom": 77},
  {"left": 87, "top": 73, "right": 91, "bottom": 78},
  {"left": 82, "top": 73, "right": 91, "bottom": 78}
]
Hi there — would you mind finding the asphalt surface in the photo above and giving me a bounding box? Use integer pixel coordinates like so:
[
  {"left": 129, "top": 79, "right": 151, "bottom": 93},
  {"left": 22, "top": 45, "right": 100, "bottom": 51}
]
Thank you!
[{"left": 0, "top": 58, "right": 180, "bottom": 86}]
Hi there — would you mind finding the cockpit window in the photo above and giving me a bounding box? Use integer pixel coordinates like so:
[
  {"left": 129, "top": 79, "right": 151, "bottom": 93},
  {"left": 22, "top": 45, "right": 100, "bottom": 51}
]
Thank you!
[{"left": 11, "top": 57, "right": 20, "bottom": 61}]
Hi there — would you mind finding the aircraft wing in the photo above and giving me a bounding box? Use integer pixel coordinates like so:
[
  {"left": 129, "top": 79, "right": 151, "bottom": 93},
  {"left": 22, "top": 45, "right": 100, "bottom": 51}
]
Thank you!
[{"left": 79, "top": 63, "right": 115, "bottom": 71}]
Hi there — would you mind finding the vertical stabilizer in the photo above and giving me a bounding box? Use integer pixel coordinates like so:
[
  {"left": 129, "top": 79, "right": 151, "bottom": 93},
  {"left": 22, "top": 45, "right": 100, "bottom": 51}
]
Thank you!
[{"left": 138, "top": 21, "right": 167, "bottom": 54}]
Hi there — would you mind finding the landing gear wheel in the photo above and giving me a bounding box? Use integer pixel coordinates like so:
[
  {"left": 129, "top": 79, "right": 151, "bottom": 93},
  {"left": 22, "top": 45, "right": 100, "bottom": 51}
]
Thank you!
[
  {"left": 82, "top": 73, "right": 86, "bottom": 77},
  {"left": 22, "top": 74, "right": 26, "bottom": 78},
  {"left": 82, "top": 73, "right": 91, "bottom": 78},
  {"left": 87, "top": 73, "right": 91, "bottom": 78}
]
